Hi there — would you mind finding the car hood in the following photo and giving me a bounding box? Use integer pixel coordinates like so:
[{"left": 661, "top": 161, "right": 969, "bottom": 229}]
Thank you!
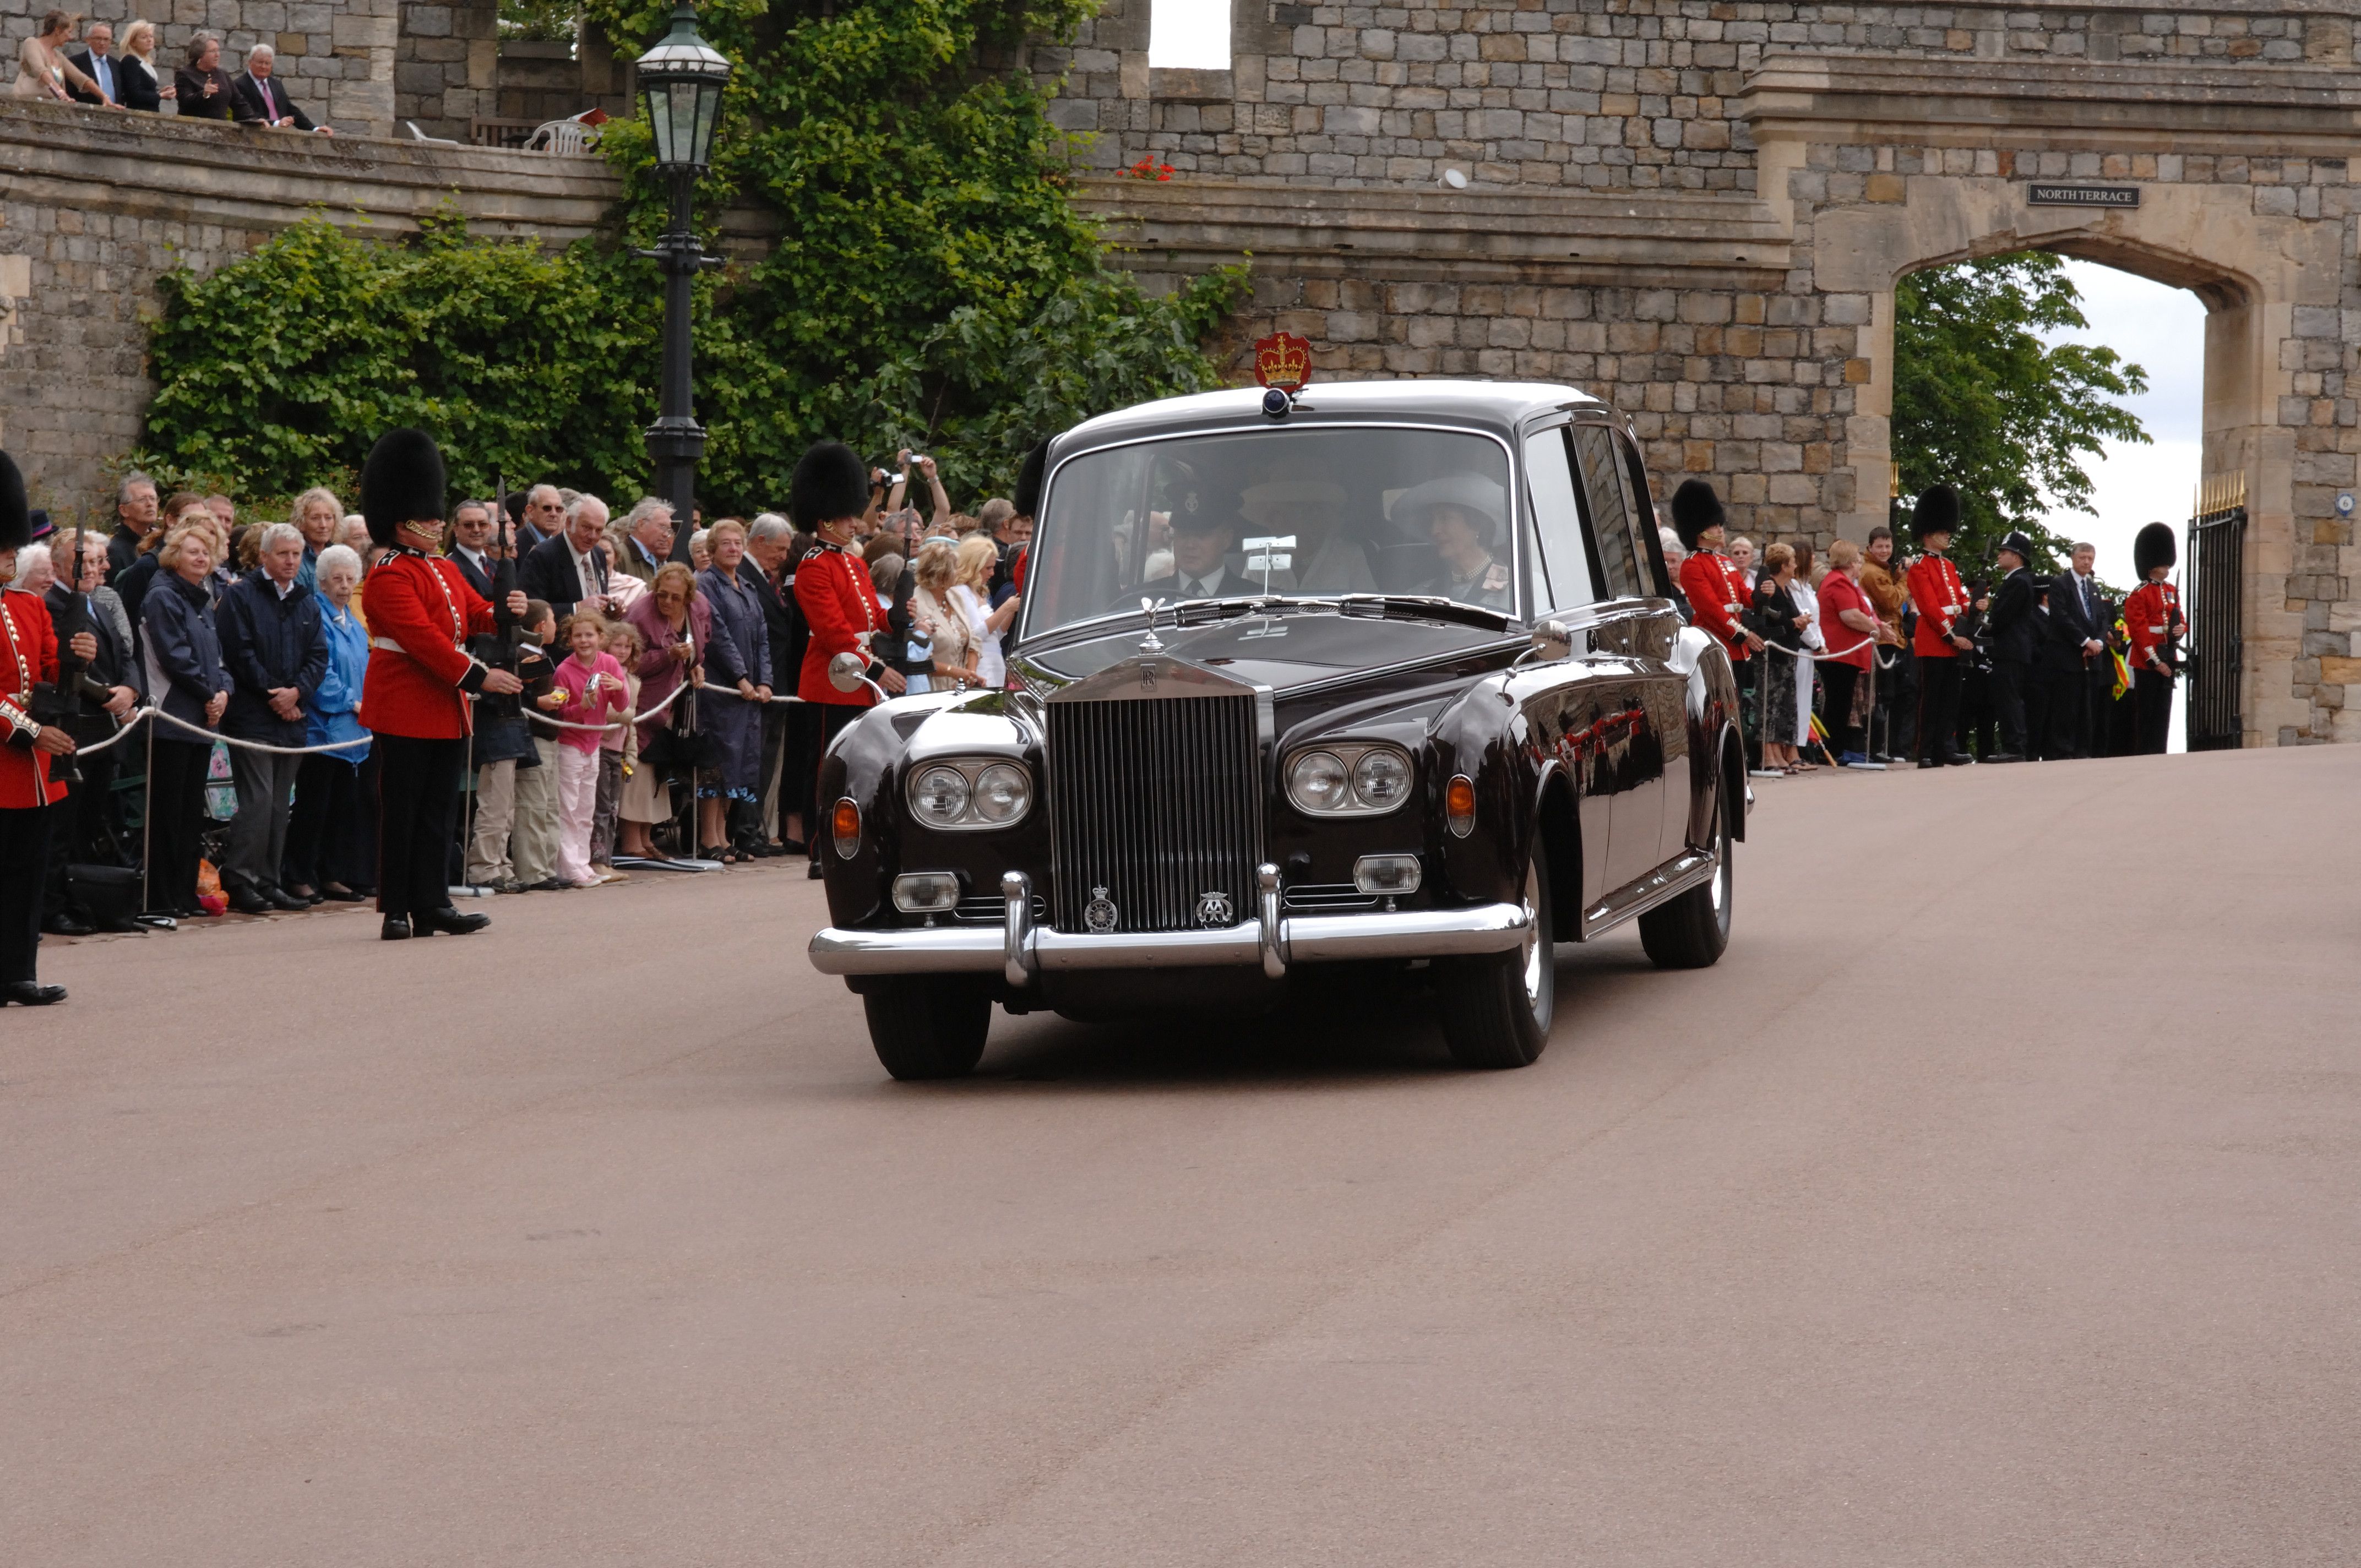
[{"left": 1019, "top": 609, "right": 1514, "bottom": 694}]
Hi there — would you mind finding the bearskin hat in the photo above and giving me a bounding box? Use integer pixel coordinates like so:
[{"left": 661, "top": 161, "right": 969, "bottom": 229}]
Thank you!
[
  {"left": 1912, "top": 483, "right": 1961, "bottom": 542},
  {"left": 1012, "top": 440, "right": 1048, "bottom": 521},
  {"left": 1668, "top": 478, "right": 1725, "bottom": 550},
  {"left": 789, "top": 441, "right": 870, "bottom": 530},
  {"left": 2134, "top": 521, "right": 2177, "bottom": 578},
  {"left": 0, "top": 452, "right": 29, "bottom": 553},
  {"left": 360, "top": 428, "right": 448, "bottom": 548}
]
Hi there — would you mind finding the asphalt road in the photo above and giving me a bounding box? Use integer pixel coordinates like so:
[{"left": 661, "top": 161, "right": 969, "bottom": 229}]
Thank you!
[{"left": 7, "top": 745, "right": 2359, "bottom": 1566}]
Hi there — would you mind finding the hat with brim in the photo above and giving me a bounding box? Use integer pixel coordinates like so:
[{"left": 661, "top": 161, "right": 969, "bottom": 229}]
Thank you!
[
  {"left": 1996, "top": 529, "right": 2034, "bottom": 564},
  {"left": 1394, "top": 474, "right": 1505, "bottom": 542}
]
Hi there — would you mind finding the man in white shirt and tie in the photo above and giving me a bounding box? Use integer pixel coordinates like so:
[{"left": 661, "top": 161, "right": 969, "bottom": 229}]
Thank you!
[
  {"left": 1137, "top": 507, "right": 1243, "bottom": 602},
  {"left": 65, "top": 22, "right": 117, "bottom": 105},
  {"left": 231, "top": 44, "right": 331, "bottom": 134},
  {"left": 2045, "top": 539, "right": 2109, "bottom": 758}
]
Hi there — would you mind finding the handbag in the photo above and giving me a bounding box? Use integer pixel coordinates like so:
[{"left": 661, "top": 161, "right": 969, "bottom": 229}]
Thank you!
[{"left": 643, "top": 684, "right": 723, "bottom": 780}]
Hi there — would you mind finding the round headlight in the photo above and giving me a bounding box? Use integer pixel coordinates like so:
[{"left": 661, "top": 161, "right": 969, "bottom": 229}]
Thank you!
[
  {"left": 1288, "top": 750, "right": 1350, "bottom": 814},
  {"left": 910, "top": 764, "right": 970, "bottom": 825},
  {"left": 971, "top": 763, "right": 1030, "bottom": 824},
  {"left": 1351, "top": 748, "right": 1411, "bottom": 809}
]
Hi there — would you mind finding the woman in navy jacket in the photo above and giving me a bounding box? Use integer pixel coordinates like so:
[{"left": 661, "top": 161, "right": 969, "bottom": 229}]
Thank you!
[
  {"left": 140, "top": 522, "right": 234, "bottom": 917},
  {"left": 693, "top": 520, "right": 771, "bottom": 861}
]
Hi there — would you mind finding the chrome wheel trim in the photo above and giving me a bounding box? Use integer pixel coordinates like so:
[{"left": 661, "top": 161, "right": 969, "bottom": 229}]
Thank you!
[
  {"left": 1709, "top": 798, "right": 1732, "bottom": 932},
  {"left": 1519, "top": 857, "right": 1545, "bottom": 1010}
]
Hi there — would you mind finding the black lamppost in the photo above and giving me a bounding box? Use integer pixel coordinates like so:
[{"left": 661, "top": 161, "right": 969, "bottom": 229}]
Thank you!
[{"left": 634, "top": 2, "right": 732, "bottom": 554}]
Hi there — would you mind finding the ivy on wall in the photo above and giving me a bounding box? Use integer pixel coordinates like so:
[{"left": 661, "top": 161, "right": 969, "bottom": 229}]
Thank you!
[{"left": 137, "top": 0, "right": 1244, "bottom": 512}]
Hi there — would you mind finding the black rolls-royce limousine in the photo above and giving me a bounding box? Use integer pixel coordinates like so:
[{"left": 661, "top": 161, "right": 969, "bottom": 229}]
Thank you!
[{"left": 808, "top": 379, "right": 1747, "bottom": 1079}]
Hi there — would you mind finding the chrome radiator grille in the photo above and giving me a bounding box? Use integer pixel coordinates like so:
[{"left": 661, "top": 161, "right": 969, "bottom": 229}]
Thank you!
[{"left": 1047, "top": 694, "right": 1262, "bottom": 934}]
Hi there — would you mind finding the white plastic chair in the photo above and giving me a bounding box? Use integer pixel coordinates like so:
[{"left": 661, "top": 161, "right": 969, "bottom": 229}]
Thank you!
[{"left": 525, "top": 118, "right": 600, "bottom": 155}]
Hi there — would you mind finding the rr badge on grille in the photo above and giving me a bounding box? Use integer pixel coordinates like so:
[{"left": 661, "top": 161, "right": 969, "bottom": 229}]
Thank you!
[
  {"left": 1084, "top": 886, "right": 1118, "bottom": 934},
  {"left": 1194, "top": 891, "right": 1234, "bottom": 928}
]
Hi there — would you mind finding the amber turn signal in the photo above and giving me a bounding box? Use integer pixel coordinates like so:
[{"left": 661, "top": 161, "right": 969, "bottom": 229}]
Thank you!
[
  {"left": 831, "top": 797, "right": 862, "bottom": 859},
  {"left": 1444, "top": 775, "right": 1477, "bottom": 839}
]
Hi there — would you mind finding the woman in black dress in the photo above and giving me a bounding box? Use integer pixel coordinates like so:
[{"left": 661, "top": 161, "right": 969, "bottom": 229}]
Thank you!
[
  {"left": 172, "top": 32, "right": 231, "bottom": 121},
  {"left": 1748, "top": 542, "right": 1814, "bottom": 773}
]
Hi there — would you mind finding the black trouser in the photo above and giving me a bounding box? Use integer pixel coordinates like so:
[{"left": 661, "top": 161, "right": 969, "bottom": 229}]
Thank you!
[
  {"left": 2044, "top": 663, "right": 2088, "bottom": 759},
  {"left": 2134, "top": 667, "right": 2173, "bottom": 754},
  {"left": 1821, "top": 660, "right": 1862, "bottom": 758},
  {"left": 146, "top": 737, "right": 211, "bottom": 914},
  {"left": 783, "top": 703, "right": 823, "bottom": 836},
  {"left": 376, "top": 734, "right": 466, "bottom": 919},
  {"left": 45, "top": 737, "right": 120, "bottom": 916},
  {"left": 285, "top": 753, "right": 366, "bottom": 891},
  {"left": 1875, "top": 646, "right": 1916, "bottom": 760},
  {"left": 2087, "top": 660, "right": 2117, "bottom": 756},
  {"left": 1733, "top": 654, "right": 1760, "bottom": 770},
  {"left": 1915, "top": 655, "right": 1962, "bottom": 764},
  {"left": 0, "top": 801, "right": 55, "bottom": 983},
  {"left": 1957, "top": 663, "right": 1995, "bottom": 759},
  {"left": 1991, "top": 659, "right": 2030, "bottom": 757}
]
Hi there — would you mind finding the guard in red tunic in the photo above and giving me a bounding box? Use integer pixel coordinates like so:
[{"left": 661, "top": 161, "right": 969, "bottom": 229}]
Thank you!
[
  {"left": 1671, "top": 480, "right": 1765, "bottom": 757},
  {"left": 357, "top": 428, "right": 530, "bottom": 940},
  {"left": 792, "top": 440, "right": 906, "bottom": 879},
  {"left": 0, "top": 452, "right": 74, "bottom": 1003},
  {"left": 2123, "top": 521, "right": 2186, "bottom": 756},
  {"left": 1904, "top": 484, "right": 1974, "bottom": 768}
]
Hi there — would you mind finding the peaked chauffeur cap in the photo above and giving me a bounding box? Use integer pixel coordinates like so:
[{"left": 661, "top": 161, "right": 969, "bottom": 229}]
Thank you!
[
  {"left": 360, "top": 428, "right": 448, "bottom": 548},
  {"left": 1669, "top": 478, "right": 1725, "bottom": 550},
  {"left": 2134, "top": 521, "right": 2178, "bottom": 576},
  {"left": 1912, "top": 483, "right": 1962, "bottom": 543},
  {"left": 790, "top": 442, "right": 869, "bottom": 530}
]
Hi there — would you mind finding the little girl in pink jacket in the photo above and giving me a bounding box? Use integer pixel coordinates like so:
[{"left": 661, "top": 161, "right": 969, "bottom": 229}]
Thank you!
[{"left": 538, "top": 611, "right": 630, "bottom": 888}]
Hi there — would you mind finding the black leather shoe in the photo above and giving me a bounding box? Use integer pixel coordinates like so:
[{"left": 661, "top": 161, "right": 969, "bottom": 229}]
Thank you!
[
  {"left": 3, "top": 981, "right": 68, "bottom": 1005},
  {"left": 318, "top": 884, "right": 366, "bottom": 903},
  {"left": 807, "top": 861, "right": 825, "bottom": 880},
  {"left": 1983, "top": 752, "right": 2025, "bottom": 764},
  {"left": 1916, "top": 759, "right": 1945, "bottom": 770},
  {"left": 1944, "top": 752, "right": 1976, "bottom": 766},
  {"left": 42, "top": 912, "right": 96, "bottom": 937},
  {"left": 380, "top": 916, "right": 412, "bottom": 941},
  {"left": 418, "top": 907, "right": 491, "bottom": 937},
  {"left": 263, "top": 884, "right": 310, "bottom": 911},
  {"left": 227, "top": 884, "right": 275, "bottom": 916}
]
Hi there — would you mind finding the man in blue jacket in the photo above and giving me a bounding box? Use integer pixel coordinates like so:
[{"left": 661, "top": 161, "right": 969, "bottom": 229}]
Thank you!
[{"left": 216, "top": 523, "right": 327, "bottom": 913}]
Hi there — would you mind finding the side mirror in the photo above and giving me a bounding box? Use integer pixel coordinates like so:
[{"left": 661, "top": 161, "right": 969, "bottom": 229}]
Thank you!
[
  {"left": 828, "top": 651, "right": 869, "bottom": 694},
  {"left": 1527, "top": 619, "right": 1573, "bottom": 663}
]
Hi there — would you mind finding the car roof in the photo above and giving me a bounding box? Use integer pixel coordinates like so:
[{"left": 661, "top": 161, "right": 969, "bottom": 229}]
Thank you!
[{"left": 1052, "top": 379, "right": 1609, "bottom": 455}]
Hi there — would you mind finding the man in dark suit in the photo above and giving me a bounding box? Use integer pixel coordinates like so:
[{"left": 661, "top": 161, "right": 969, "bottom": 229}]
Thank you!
[
  {"left": 520, "top": 494, "right": 613, "bottom": 618},
  {"left": 42, "top": 531, "right": 141, "bottom": 933},
  {"left": 65, "top": 20, "right": 119, "bottom": 105},
  {"left": 2044, "top": 538, "right": 2107, "bottom": 758},
  {"left": 1981, "top": 531, "right": 2037, "bottom": 763},
  {"left": 230, "top": 43, "right": 330, "bottom": 133},
  {"left": 1138, "top": 508, "right": 1247, "bottom": 603}
]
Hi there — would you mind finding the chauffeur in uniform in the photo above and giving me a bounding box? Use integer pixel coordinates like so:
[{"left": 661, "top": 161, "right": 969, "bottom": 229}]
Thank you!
[
  {"left": 2123, "top": 521, "right": 2186, "bottom": 755},
  {"left": 356, "top": 429, "right": 530, "bottom": 940},
  {"left": 792, "top": 440, "right": 906, "bottom": 879},
  {"left": 0, "top": 452, "right": 75, "bottom": 1004},
  {"left": 1670, "top": 480, "right": 1764, "bottom": 759},
  {"left": 1905, "top": 484, "right": 1974, "bottom": 767}
]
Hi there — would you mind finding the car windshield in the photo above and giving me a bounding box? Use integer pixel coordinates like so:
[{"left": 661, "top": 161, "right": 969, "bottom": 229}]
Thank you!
[{"left": 1023, "top": 427, "right": 1516, "bottom": 640}]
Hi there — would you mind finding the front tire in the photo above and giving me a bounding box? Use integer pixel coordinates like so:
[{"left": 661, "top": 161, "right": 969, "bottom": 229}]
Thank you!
[
  {"left": 863, "top": 975, "right": 991, "bottom": 1080},
  {"left": 1638, "top": 782, "right": 1732, "bottom": 970},
  {"left": 1434, "top": 843, "right": 1554, "bottom": 1069}
]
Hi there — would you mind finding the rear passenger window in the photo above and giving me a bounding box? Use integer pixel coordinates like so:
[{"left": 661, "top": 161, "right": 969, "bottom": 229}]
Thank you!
[
  {"left": 1571, "top": 423, "right": 1644, "bottom": 600},
  {"left": 1523, "top": 427, "right": 1595, "bottom": 612}
]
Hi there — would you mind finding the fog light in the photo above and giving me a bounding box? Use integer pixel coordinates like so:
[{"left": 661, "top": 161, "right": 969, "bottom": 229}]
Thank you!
[
  {"left": 893, "top": 872, "right": 961, "bottom": 914},
  {"left": 1353, "top": 854, "right": 1422, "bottom": 896},
  {"left": 830, "top": 797, "right": 861, "bottom": 859},
  {"left": 1445, "top": 775, "right": 1477, "bottom": 838}
]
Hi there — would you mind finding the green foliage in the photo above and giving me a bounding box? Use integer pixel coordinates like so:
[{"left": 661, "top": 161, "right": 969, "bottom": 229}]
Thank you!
[
  {"left": 498, "top": 0, "right": 580, "bottom": 42},
  {"left": 1891, "top": 251, "right": 2150, "bottom": 568},
  {"left": 135, "top": 0, "right": 1244, "bottom": 515}
]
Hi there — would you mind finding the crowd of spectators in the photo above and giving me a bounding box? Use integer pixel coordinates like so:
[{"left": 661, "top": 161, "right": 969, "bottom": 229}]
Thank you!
[
  {"left": 6, "top": 453, "right": 1032, "bottom": 934},
  {"left": 12, "top": 10, "right": 329, "bottom": 131}
]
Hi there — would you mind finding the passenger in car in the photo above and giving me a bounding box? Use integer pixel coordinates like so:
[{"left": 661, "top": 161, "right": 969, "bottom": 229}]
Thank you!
[
  {"left": 1241, "top": 479, "right": 1375, "bottom": 594},
  {"left": 1396, "top": 476, "right": 1513, "bottom": 610}
]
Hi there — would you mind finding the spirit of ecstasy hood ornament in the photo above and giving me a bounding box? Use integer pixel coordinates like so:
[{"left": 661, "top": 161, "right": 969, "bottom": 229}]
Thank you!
[{"left": 1139, "top": 596, "right": 1168, "bottom": 654}]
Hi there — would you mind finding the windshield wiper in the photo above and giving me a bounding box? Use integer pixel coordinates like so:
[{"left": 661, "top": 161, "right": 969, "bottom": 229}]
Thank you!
[{"left": 1328, "top": 594, "right": 1515, "bottom": 630}]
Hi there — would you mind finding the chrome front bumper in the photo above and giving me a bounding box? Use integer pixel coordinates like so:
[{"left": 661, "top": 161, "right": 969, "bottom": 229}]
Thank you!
[{"left": 808, "top": 868, "right": 1531, "bottom": 985}]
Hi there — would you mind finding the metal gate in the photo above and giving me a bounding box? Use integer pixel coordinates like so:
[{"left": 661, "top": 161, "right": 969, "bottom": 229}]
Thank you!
[{"left": 2184, "top": 476, "right": 2246, "bottom": 752}]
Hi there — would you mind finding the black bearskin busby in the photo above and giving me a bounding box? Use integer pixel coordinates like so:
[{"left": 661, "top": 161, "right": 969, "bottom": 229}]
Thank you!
[
  {"left": 360, "top": 428, "right": 448, "bottom": 548},
  {"left": 790, "top": 441, "right": 870, "bottom": 530},
  {"left": 0, "top": 451, "right": 28, "bottom": 552},
  {"left": 2134, "top": 521, "right": 2177, "bottom": 578},
  {"left": 1912, "top": 483, "right": 1961, "bottom": 543},
  {"left": 1669, "top": 478, "right": 1724, "bottom": 550},
  {"left": 1012, "top": 440, "right": 1048, "bottom": 520},
  {"left": 1995, "top": 529, "right": 2035, "bottom": 565}
]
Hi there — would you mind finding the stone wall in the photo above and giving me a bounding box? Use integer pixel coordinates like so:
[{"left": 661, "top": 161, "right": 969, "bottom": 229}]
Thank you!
[{"left": 0, "top": 0, "right": 395, "bottom": 135}]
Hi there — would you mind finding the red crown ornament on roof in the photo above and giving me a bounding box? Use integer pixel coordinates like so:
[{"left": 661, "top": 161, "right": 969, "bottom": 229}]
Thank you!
[{"left": 1253, "top": 332, "right": 1312, "bottom": 394}]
